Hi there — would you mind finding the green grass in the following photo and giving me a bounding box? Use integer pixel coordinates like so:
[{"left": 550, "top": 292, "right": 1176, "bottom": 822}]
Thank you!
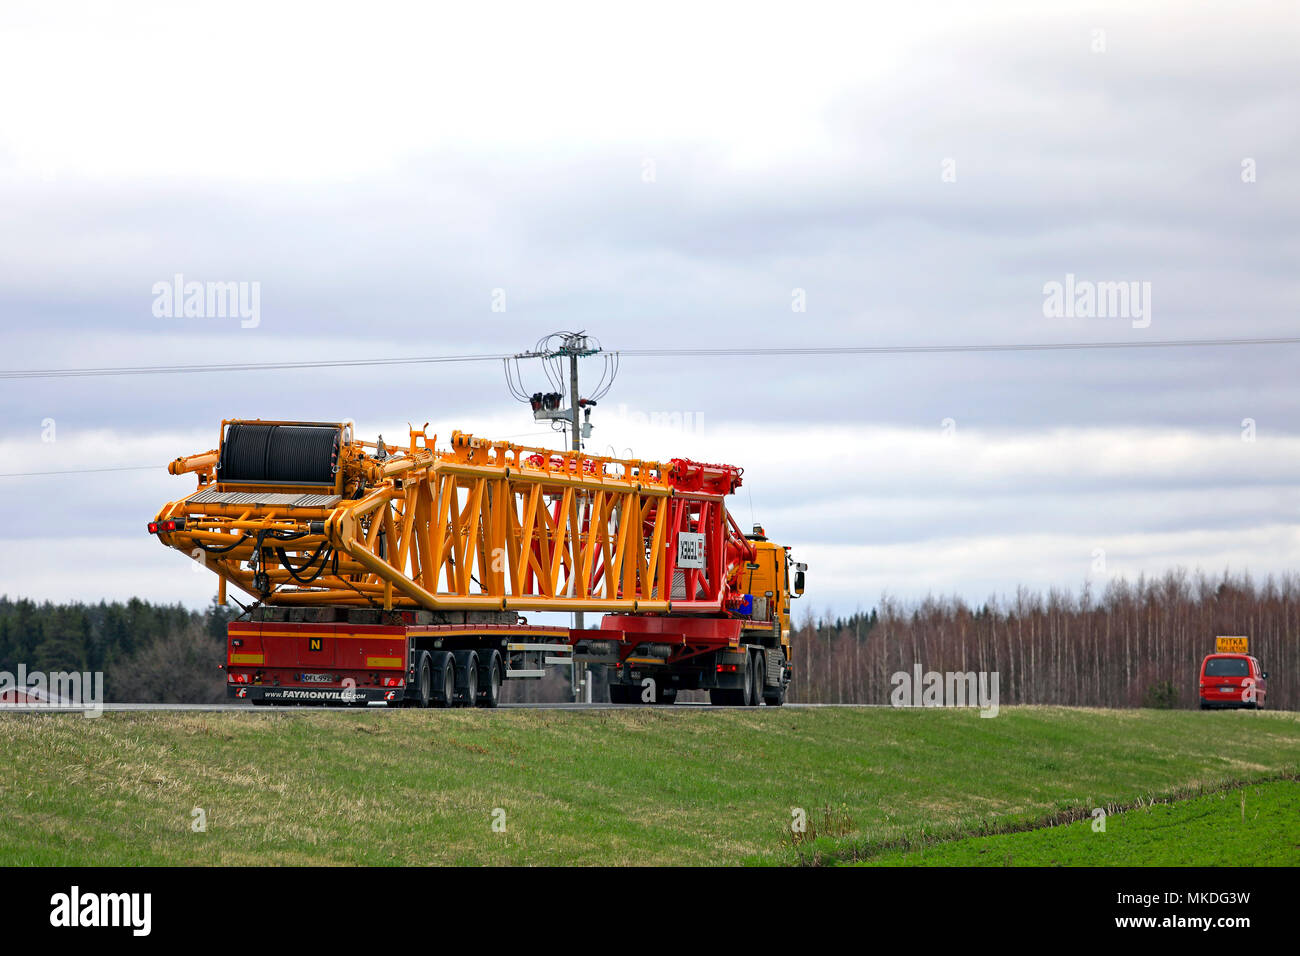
[
  {"left": 859, "top": 778, "right": 1300, "bottom": 866},
  {"left": 0, "top": 706, "right": 1297, "bottom": 866}
]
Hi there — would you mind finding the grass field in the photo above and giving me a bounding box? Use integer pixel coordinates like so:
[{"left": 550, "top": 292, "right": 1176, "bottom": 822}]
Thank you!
[
  {"left": 1, "top": 706, "right": 1297, "bottom": 866},
  {"left": 862, "top": 778, "right": 1300, "bottom": 866}
]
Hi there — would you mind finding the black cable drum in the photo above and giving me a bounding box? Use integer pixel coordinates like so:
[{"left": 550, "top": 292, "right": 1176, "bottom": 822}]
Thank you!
[{"left": 218, "top": 423, "right": 340, "bottom": 485}]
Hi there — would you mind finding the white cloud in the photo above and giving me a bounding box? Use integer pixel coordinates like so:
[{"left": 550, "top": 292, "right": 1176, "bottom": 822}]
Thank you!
[
  {"left": 800, "top": 523, "right": 1300, "bottom": 613},
  {"left": 0, "top": 535, "right": 224, "bottom": 606}
]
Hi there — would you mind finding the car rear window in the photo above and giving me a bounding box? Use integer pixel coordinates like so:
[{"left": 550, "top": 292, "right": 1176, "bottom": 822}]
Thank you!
[{"left": 1205, "top": 657, "right": 1250, "bottom": 677}]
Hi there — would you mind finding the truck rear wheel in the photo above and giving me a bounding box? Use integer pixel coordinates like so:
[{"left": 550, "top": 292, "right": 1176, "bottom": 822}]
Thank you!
[
  {"left": 432, "top": 651, "right": 456, "bottom": 708},
  {"left": 476, "top": 650, "right": 503, "bottom": 708},
  {"left": 740, "top": 653, "right": 755, "bottom": 706},
  {"left": 709, "top": 653, "right": 753, "bottom": 706},
  {"left": 750, "top": 651, "right": 765, "bottom": 707},
  {"left": 453, "top": 650, "right": 479, "bottom": 707},
  {"left": 411, "top": 651, "right": 433, "bottom": 708}
]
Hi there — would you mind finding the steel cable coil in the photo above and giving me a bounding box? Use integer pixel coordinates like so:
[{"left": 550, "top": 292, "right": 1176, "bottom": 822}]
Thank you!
[{"left": 219, "top": 424, "right": 339, "bottom": 484}]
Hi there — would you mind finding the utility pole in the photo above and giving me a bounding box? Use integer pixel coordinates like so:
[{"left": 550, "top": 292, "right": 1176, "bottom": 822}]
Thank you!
[
  {"left": 568, "top": 342, "right": 584, "bottom": 701},
  {"left": 504, "top": 331, "right": 615, "bottom": 703}
]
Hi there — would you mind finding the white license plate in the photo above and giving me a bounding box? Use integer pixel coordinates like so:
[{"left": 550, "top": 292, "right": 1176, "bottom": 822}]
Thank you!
[{"left": 302, "top": 673, "right": 335, "bottom": 684}]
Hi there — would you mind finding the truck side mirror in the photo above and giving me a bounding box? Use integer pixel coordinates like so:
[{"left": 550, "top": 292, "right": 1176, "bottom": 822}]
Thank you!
[{"left": 794, "top": 570, "right": 805, "bottom": 595}]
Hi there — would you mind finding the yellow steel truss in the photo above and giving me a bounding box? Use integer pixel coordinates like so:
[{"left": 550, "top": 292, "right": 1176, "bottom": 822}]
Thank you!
[{"left": 156, "top": 425, "right": 728, "bottom": 613}]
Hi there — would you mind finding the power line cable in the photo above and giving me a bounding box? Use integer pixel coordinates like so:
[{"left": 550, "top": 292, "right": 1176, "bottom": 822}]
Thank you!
[
  {"left": 0, "top": 464, "right": 161, "bottom": 479},
  {"left": 614, "top": 336, "right": 1300, "bottom": 358},
  {"left": 0, "top": 352, "right": 510, "bottom": 380},
  {"left": 3, "top": 336, "right": 1297, "bottom": 381}
]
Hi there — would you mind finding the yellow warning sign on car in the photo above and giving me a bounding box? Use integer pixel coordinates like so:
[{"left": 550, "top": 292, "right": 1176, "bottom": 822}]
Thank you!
[{"left": 1215, "top": 635, "right": 1248, "bottom": 654}]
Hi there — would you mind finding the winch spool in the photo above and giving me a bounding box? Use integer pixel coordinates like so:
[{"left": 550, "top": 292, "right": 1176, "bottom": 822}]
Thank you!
[{"left": 218, "top": 423, "right": 340, "bottom": 485}]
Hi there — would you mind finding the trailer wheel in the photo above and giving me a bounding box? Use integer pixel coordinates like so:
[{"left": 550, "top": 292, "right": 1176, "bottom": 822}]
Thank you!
[
  {"left": 476, "top": 650, "right": 503, "bottom": 708},
  {"left": 750, "top": 651, "right": 765, "bottom": 706},
  {"left": 710, "top": 657, "right": 753, "bottom": 706},
  {"left": 453, "top": 650, "right": 479, "bottom": 707},
  {"left": 432, "top": 651, "right": 456, "bottom": 708},
  {"left": 740, "top": 652, "right": 755, "bottom": 706},
  {"left": 411, "top": 650, "right": 433, "bottom": 708}
]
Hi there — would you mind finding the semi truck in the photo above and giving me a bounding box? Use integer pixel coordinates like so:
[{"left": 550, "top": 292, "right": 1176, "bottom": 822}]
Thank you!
[{"left": 149, "top": 419, "right": 805, "bottom": 706}]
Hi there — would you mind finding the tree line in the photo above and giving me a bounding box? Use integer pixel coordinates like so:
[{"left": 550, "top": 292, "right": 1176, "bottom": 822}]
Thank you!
[
  {"left": 0, "top": 596, "right": 233, "bottom": 703},
  {"left": 787, "top": 570, "right": 1297, "bottom": 711},
  {"left": 2, "top": 567, "right": 1294, "bottom": 708}
]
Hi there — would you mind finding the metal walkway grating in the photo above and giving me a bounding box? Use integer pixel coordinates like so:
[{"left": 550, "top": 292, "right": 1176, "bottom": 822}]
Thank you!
[{"left": 189, "top": 489, "right": 342, "bottom": 508}]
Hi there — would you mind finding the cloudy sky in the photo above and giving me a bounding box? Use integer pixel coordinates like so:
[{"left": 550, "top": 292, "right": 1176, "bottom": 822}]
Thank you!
[{"left": 1, "top": 0, "right": 1297, "bottom": 616}]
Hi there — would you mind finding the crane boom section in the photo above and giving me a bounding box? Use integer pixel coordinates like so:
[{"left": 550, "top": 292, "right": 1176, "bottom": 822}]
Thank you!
[{"left": 152, "top": 420, "right": 755, "bottom": 614}]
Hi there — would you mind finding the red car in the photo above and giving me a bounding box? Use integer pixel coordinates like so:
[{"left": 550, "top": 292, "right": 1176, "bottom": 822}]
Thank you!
[{"left": 1198, "top": 653, "right": 1268, "bottom": 710}]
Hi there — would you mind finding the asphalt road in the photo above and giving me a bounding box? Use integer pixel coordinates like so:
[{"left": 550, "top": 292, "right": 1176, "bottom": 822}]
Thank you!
[{"left": 2, "top": 701, "right": 882, "bottom": 713}]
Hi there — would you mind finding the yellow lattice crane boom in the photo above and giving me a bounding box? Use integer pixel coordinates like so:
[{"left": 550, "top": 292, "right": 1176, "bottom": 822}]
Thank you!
[{"left": 150, "top": 419, "right": 804, "bottom": 707}]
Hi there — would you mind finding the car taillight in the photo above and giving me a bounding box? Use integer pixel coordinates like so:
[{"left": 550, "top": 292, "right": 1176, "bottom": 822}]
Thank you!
[{"left": 147, "top": 521, "right": 159, "bottom": 534}]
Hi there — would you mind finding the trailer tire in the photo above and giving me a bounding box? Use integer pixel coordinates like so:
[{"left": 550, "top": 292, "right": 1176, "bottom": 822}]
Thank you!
[
  {"left": 710, "top": 657, "right": 753, "bottom": 707},
  {"left": 740, "top": 652, "right": 755, "bottom": 706},
  {"left": 476, "top": 650, "right": 503, "bottom": 708},
  {"left": 432, "top": 651, "right": 456, "bottom": 708},
  {"left": 410, "top": 650, "right": 433, "bottom": 708},
  {"left": 750, "top": 651, "right": 765, "bottom": 706},
  {"left": 453, "top": 650, "right": 479, "bottom": 707}
]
